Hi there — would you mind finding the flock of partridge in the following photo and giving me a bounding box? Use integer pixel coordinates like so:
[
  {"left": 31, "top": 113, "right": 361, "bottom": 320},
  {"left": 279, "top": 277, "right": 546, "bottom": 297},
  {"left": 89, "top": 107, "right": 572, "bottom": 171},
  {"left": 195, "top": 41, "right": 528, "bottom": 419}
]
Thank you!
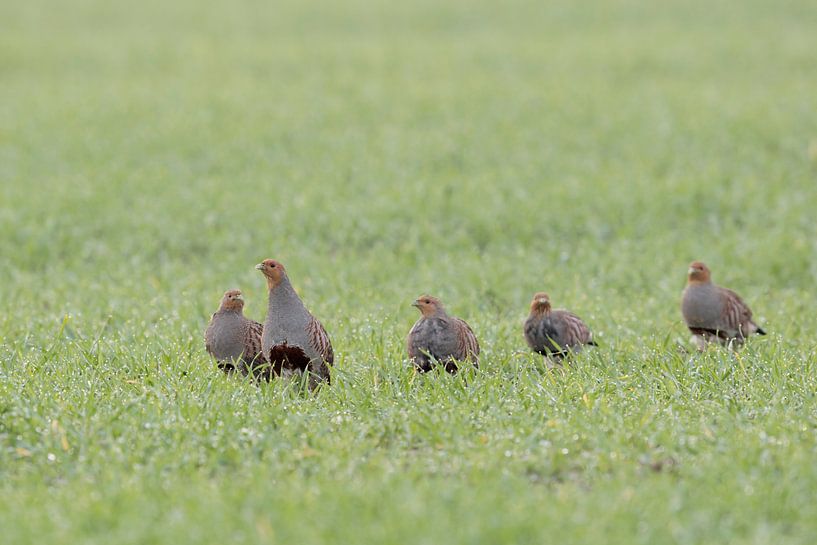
[{"left": 205, "top": 259, "right": 766, "bottom": 387}]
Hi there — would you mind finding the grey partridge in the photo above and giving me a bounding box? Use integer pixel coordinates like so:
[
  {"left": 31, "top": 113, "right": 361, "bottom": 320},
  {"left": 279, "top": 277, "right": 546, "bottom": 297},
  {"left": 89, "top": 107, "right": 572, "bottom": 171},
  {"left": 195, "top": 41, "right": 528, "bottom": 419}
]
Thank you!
[
  {"left": 256, "top": 259, "right": 334, "bottom": 387},
  {"left": 407, "top": 295, "right": 480, "bottom": 373},
  {"left": 681, "top": 261, "right": 765, "bottom": 350},
  {"left": 204, "top": 289, "right": 266, "bottom": 375},
  {"left": 523, "top": 292, "right": 595, "bottom": 365}
]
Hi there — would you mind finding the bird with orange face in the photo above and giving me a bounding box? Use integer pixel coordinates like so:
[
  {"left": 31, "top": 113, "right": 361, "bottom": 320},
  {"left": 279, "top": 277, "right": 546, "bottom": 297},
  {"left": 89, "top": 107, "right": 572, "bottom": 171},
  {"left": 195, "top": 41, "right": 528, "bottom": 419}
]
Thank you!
[
  {"left": 255, "top": 259, "right": 334, "bottom": 387},
  {"left": 681, "top": 261, "right": 766, "bottom": 350},
  {"left": 407, "top": 295, "right": 480, "bottom": 373},
  {"left": 204, "top": 289, "right": 266, "bottom": 375},
  {"left": 523, "top": 292, "right": 595, "bottom": 365}
]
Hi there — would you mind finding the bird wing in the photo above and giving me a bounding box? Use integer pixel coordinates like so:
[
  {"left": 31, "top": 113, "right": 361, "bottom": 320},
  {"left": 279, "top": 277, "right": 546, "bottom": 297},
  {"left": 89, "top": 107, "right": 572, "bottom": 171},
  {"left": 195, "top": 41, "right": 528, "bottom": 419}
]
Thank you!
[
  {"left": 307, "top": 315, "right": 334, "bottom": 364},
  {"left": 204, "top": 314, "right": 216, "bottom": 355},
  {"left": 454, "top": 318, "right": 480, "bottom": 362},
  {"left": 523, "top": 315, "right": 540, "bottom": 350},
  {"left": 554, "top": 310, "right": 593, "bottom": 347},
  {"left": 718, "top": 287, "right": 755, "bottom": 335},
  {"left": 406, "top": 319, "right": 422, "bottom": 359},
  {"left": 243, "top": 319, "right": 266, "bottom": 364}
]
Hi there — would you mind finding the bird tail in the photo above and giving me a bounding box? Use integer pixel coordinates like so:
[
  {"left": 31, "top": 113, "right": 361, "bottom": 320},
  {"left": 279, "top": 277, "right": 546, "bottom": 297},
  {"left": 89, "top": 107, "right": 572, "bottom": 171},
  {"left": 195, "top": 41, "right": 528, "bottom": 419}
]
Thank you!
[
  {"left": 756, "top": 327, "right": 767, "bottom": 336},
  {"left": 587, "top": 340, "right": 599, "bottom": 346}
]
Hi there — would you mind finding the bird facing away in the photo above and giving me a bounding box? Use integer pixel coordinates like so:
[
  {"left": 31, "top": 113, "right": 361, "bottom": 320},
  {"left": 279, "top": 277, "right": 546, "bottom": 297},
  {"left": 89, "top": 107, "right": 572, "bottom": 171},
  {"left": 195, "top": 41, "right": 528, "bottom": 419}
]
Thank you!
[
  {"left": 407, "top": 295, "right": 480, "bottom": 373},
  {"left": 255, "top": 259, "right": 334, "bottom": 387},
  {"left": 681, "top": 261, "right": 766, "bottom": 350},
  {"left": 523, "top": 292, "right": 596, "bottom": 365},
  {"left": 204, "top": 289, "right": 266, "bottom": 376}
]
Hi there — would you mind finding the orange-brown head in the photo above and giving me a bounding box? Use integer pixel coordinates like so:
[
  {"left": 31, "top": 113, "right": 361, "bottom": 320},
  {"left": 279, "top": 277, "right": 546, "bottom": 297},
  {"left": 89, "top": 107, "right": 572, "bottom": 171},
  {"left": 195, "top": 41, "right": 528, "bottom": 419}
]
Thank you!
[
  {"left": 255, "top": 259, "right": 287, "bottom": 290},
  {"left": 687, "top": 261, "right": 712, "bottom": 284},
  {"left": 412, "top": 295, "right": 445, "bottom": 318},
  {"left": 219, "top": 289, "right": 244, "bottom": 312},
  {"left": 529, "top": 292, "right": 551, "bottom": 314}
]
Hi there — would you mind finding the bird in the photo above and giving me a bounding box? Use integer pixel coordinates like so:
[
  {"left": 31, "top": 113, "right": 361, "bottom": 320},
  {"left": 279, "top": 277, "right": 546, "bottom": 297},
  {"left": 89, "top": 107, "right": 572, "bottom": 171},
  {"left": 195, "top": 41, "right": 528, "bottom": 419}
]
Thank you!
[
  {"left": 407, "top": 295, "right": 480, "bottom": 373},
  {"left": 523, "top": 292, "right": 596, "bottom": 365},
  {"left": 204, "top": 289, "right": 266, "bottom": 376},
  {"left": 255, "top": 259, "right": 334, "bottom": 387},
  {"left": 681, "top": 261, "right": 766, "bottom": 350}
]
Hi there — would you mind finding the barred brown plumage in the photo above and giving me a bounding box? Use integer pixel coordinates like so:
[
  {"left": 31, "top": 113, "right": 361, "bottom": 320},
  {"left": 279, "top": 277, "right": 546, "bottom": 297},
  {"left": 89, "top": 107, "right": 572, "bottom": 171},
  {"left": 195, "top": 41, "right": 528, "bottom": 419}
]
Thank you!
[
  {"left": 256, "top": 259, "right": 333, "bottom": 388},
  {"left": 407, "top": 295, "right": 480, "bottom": 373},
  {"left": 681, "top": 261, "right": 766, "bottom": 350},
  {"left": 523, "top": 292, "right": 595, "bottom": 366},
  {"left": 204, "top": 289, "right": 267, "bottom": 375},
  {"left": 307, "top": 315, "right": 334, "bottom": 364}
]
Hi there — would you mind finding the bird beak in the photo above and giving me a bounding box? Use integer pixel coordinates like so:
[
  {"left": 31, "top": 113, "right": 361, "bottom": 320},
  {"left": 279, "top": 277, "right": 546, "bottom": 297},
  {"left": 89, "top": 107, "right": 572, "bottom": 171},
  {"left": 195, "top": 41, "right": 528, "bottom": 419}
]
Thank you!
[
  {"left": 236, "top": 294, "right": 244, "bottom": 301},
  {"left": 537, "top": 298, "right": 548, "bottom": 304},
  {"left": 688, "top": 267, "right": 696, "bottom": 275},
  {"left": 411, "top": 301, "right": 421, "bottom": 308},
  {"left": 255, "top": 263, "right": 264, "bottom": 271}
]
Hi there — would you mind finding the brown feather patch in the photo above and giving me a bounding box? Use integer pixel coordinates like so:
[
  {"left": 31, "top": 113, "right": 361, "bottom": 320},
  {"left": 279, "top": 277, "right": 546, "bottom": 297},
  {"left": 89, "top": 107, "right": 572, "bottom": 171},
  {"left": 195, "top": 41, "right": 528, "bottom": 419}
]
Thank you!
[
  {"left": 688, "top": 327, "right": 731, "bottom": 340},
  {"left": 269, "top": 343, "right": 311, "bottom": 374}
]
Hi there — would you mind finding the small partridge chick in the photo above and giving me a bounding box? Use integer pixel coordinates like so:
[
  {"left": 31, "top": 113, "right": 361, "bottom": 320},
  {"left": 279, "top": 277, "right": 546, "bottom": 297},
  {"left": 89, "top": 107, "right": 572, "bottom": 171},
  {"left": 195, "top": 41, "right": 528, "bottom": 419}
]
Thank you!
[
  {"left": 256, "top": 259, "right": 334, "bottom": 387},
  {"left": 407, "top": 295, "right": 480, "bottom": 373},
  {"left": 681, "top": 261, "right": 766, "bottom": 350},
  {"left": 523, "top": 292, "right": 596, "bottom": 365},
  {"left": 204, "top": 289, "right": 266, "bottom": 375}
]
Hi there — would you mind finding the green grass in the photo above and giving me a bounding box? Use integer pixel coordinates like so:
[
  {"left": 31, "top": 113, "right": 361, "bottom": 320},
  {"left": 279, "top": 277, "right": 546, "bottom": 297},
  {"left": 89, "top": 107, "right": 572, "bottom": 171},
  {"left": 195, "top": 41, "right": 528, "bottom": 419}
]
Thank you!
[{"left": 2, "top": 0, "right": 817, "bottom": 543}]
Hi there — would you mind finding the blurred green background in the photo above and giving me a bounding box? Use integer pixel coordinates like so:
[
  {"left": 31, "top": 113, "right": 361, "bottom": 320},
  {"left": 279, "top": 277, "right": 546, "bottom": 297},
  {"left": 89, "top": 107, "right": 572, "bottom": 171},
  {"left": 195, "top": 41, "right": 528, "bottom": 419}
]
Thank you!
[{"left": 1, "top": 0, "right": 816, "bottom": 543}]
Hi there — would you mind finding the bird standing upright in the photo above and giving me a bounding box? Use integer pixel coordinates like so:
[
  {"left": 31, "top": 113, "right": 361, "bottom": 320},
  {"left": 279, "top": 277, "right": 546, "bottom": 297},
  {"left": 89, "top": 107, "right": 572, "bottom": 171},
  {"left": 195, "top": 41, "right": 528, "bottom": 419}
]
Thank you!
[
  {"left": 204, "top": 289, "right": 266, "bottom": 375},
  {"left": 523, "top": 292, "right": 595, "bottom": 366},
  {"left": 407, "top": 295, "right": 480, "bottom": 373},
  {"left": 255, "top": 259, "right": 334, "bottom": 387},
  {"left": 681, "top": 261, "right": 766, "bottom": 350}
]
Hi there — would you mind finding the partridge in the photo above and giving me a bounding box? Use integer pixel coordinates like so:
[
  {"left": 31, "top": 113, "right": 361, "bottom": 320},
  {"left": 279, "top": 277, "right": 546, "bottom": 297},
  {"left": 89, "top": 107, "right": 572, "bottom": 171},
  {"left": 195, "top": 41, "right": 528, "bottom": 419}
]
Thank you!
[
  {"left": 407, "top": 295, "right": 480, "bottom": 373},
  {"left": 204, "top": 289, "right": 266, "bottom": 375},
  {"left": 681, "top": 261, "right": 766, "bottom": 350},
  {"left": 523, "top": 292, "right": 596, "bottom": 365},
  {"left": 255, "top": 259, "right": 334, "bottom": 386}
]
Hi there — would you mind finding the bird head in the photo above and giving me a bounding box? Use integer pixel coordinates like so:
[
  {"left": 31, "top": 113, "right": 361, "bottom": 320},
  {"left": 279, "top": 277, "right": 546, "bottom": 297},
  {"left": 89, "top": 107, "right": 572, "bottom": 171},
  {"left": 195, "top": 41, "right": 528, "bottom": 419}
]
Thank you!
[
  {"left": 529, "top": 292, "right": 551, "bottom": 314},
  {"left": 687, "top": 261, "right": 711, "bottom": 284},
  {"left": 412, "top": 295, "right": 444, "bottom": 317},
  {"left": 255, "top": 259, "right": 287, "bottom": 289},
  {"left": 220, "top": 289, "right": 244, "bottom": 311}
]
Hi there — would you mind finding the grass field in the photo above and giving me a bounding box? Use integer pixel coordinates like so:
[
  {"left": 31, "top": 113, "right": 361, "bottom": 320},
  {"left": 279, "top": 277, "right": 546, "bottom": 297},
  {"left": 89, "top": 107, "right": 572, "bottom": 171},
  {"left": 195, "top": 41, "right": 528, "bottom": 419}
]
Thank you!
[{"left": 2, "top": 0, "right": 817, "bottom": 543}]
